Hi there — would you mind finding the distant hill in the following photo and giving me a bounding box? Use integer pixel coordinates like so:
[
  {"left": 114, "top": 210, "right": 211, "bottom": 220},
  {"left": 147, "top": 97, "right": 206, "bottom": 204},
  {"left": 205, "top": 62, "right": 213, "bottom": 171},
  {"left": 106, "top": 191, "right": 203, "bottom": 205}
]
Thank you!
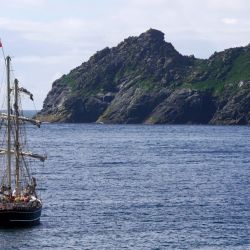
[{"left": 37, "top": 29, "right": 250, "bottom": 124}]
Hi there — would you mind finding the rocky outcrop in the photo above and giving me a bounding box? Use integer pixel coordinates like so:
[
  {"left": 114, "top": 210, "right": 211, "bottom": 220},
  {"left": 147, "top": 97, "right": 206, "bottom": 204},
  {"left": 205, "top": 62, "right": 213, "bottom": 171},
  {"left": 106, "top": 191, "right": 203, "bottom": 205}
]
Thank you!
[
  {"left": 211, "top": 82, "right": 250, "bottom": 125},
  {"left": 37, "top": 29, "right": 250, "bottom": 125},
  {"left": 146, "top": 89, "right": 216, "bottom": 124}
]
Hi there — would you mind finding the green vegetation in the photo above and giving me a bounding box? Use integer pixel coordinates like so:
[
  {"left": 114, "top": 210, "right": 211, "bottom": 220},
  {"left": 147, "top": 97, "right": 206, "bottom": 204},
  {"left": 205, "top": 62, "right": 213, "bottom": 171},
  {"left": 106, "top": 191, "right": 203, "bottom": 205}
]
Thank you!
[
  {"left": 226, "top": 51, "right": 250, "bottom": 82},
  {"left": 181, "top": 80, "right": 224, "bottom": 94},
  {"left": 60, "top": 46, "right": 250, "bottom": 100},
  {"left": 179, "top": 48, "right": 250, "bottom": 95},
  {"left": 60, "top": 74, "right": 76, "bottom": 87}
]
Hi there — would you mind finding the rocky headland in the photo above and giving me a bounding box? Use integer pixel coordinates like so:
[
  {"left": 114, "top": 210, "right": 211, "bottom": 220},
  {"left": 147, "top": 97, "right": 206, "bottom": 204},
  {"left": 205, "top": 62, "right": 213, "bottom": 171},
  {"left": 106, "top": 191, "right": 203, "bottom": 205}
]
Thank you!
[{"left": 37, "top": 29, "right": 250, "bottom": 125}]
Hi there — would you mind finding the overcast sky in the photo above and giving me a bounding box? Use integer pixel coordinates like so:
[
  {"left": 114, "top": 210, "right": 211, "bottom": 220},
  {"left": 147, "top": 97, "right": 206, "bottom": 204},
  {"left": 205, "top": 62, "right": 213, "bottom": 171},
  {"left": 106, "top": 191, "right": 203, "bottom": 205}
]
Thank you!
[{"left": 0, "top": 0, "right": 249, "bottom": 109}]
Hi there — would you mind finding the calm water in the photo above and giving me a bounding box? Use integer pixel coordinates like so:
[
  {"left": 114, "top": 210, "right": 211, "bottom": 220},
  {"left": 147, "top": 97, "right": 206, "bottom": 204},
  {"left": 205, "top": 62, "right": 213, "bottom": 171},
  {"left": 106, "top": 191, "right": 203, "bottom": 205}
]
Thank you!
[{"left": 0, "top": 124, "right": 249, "bottom": 250}]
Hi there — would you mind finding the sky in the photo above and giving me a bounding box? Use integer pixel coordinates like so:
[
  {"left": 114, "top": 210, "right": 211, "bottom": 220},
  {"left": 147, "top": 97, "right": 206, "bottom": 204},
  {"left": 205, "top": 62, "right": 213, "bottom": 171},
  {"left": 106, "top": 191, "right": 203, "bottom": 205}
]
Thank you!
[{"left": 0, "top": 0, "right": 249, "bottom": 109}]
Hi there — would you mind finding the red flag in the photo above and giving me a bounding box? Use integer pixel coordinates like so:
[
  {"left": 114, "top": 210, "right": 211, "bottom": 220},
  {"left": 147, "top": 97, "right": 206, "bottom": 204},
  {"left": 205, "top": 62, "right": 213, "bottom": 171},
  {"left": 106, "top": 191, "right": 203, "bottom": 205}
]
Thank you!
[{"left": 0, "top": 41, "right": 2, "bottom": 47}]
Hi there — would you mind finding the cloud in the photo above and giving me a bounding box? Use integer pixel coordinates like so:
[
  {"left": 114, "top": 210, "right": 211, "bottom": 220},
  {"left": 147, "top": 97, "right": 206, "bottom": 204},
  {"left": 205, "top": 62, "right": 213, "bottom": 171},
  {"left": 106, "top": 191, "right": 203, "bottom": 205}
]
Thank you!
[
  {"left": 222, "top": 18, "right": 238, "bottom": 24},
  {"left": 3, "top": 0, "right": 46, "bottom": 8},
  {"left": 0, "top": 18, "right": 89, "bottom": 44}
]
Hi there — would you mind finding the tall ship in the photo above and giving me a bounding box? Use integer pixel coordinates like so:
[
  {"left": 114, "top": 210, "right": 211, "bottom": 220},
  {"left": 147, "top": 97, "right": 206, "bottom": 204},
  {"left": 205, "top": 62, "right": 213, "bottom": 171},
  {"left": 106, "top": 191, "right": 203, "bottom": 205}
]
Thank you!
[{"left": 0, "top": 55, "right": 46, "bottom": 227}]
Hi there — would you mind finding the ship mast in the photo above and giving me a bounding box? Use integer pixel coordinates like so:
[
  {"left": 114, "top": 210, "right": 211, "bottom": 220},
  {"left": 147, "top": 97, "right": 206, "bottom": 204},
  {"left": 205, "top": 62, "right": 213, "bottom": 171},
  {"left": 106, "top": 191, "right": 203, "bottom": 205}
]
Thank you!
[
  {"left": 6, "top": 56, "right": 11, "bottom": 191},
  {"left": 14, "top": 79, "right": 20, "bottom": 194},
  {"left": 2, "top": 57, "right": 46, "bottom": 194}
]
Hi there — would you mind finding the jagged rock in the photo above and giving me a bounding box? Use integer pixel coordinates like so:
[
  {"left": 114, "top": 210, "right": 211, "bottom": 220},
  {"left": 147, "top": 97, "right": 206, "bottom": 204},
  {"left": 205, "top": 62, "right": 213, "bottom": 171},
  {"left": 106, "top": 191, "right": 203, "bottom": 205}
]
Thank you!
[
  {"left": 146, "top": 89, "right": 216, "bottom": 124},
  {"left": 37, "top": 29, "right": 250, "bottom": 124},
  {"left": 62, "top": 96, "right": 108, "bottom": 123},
  {"left": 211, "top": 82, "right": 250, "bottom": 125}
]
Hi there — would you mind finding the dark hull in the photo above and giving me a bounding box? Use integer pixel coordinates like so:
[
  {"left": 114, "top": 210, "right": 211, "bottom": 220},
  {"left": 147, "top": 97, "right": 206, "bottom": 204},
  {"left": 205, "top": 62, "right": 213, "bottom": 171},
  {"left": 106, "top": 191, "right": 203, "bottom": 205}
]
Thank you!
[{"left": 0, "top": 207, "right": 42, "bottom": 227}]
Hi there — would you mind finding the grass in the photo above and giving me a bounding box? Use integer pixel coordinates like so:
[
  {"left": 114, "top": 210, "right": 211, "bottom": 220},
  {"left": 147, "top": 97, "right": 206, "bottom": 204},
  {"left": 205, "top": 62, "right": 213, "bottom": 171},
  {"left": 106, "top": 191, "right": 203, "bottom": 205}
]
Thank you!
[
  {"left": 225, "top": 51, "right": 250, "bottom": 82},
  {"left": 181, "top": 80, "right": 224, "bottom": 93},
  {"left": 60, "top": 74, "right": 76, "bottom": 87},
  {"left": 180, "top": 48, "right": 250, "bottom": 95}
]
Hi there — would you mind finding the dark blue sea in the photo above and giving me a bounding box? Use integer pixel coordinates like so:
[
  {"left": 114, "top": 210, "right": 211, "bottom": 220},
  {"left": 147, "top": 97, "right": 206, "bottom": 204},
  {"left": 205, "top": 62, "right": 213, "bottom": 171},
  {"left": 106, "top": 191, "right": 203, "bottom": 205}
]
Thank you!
[{"left": 0, "top": 124, "right": 249, "bottom": 249}]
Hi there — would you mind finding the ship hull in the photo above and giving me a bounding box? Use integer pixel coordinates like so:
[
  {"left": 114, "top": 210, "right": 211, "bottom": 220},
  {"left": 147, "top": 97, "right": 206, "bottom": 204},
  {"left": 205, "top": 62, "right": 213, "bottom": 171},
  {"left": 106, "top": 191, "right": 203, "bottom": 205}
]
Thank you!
[{"left": 0, "top": 207, "right": 42, "bottom": 227}]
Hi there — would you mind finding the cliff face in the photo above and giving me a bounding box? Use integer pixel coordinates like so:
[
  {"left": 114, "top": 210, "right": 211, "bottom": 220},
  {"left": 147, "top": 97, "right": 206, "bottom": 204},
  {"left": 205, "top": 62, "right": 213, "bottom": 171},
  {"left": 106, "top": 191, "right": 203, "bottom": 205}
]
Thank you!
[{"left": 37, "top": 29, "right": 250, "bottom": 124}]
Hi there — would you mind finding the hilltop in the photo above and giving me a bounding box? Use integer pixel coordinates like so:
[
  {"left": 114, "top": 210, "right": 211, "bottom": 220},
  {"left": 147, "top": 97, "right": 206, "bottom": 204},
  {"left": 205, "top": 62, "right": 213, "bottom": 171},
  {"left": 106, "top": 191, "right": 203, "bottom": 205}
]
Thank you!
[{"left": 37, "top": 29, "right": 250, "bottom": 124}]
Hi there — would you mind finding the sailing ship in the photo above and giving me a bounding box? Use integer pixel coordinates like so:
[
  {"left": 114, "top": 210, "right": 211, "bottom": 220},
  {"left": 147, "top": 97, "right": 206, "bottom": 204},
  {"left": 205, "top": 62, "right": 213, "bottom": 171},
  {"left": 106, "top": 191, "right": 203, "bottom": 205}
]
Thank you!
[{"left": 0, "top": 55, "right": 46, "bottom": 227}]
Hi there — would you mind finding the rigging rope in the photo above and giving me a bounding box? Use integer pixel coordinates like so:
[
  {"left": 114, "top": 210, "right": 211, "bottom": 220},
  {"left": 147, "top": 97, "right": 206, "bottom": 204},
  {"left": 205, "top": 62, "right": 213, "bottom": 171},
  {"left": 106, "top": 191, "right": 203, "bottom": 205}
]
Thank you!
[{"left": 0, "top": 40, "right": 46, "bottom": 193}]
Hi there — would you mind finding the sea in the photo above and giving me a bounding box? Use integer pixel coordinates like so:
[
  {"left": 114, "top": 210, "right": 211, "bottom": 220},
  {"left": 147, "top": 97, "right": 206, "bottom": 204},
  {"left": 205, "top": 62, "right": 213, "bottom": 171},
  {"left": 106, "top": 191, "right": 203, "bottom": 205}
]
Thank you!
[{"left": 0, "top": 122, "right": 249, "bottom": 250}]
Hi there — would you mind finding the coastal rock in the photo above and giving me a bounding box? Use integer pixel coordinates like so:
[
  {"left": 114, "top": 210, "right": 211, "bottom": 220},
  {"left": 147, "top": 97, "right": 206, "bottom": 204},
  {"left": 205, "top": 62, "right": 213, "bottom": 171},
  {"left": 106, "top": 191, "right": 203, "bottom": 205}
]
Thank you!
[
  {"left": 37, "top": 29, "right": 250, "bottom": 125},
  {"left": 146, "top": 89, "right": 216, "bottom": 124},
  {"left": 211, "top": 82, "right": 250, "bottom": 125}
]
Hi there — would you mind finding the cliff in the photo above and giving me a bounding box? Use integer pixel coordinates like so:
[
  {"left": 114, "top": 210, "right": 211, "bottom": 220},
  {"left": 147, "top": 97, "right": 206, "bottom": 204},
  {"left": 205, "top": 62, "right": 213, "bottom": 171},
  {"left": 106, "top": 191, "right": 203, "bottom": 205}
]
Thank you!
[{"left": 37, "top": 29, "right": 250, "bottom": 124}]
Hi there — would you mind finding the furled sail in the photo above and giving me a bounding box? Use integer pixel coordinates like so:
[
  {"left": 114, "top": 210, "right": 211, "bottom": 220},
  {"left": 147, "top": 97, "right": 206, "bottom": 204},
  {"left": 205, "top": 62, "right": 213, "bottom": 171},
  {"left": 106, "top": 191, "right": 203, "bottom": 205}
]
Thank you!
[
  {"left": 0, "top": 148, "right": 47, "bottom": 162},
  {"left": 0, "top": 113, "right": 41, "bottom": 127},
  {"left": 20, "top": 151, "right": 47, "bottom": 162}
]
